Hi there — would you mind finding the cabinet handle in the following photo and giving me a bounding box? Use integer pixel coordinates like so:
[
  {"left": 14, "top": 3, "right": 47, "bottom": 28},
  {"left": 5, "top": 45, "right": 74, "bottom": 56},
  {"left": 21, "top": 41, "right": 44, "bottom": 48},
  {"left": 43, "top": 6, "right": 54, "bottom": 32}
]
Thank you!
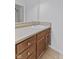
[
  {"left": 28, "top": 42, "right": 31, "bottom": 46},
  {"left": 28, "top": 52, "right": 30, "bottom": 56},
  {"left": 17, "top": 55, "right": 22, "bottom": 58}
]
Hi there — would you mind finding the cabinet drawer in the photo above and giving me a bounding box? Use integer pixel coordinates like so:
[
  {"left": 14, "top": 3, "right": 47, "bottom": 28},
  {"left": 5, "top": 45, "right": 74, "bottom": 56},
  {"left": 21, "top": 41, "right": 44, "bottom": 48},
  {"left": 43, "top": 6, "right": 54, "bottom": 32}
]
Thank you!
[
  {"left": 28, "top": 53, "right": 36, "bottom": 59},
  {"left": 16, "top": 39, "right": 28, "bottom": 55},
  {"left": 16, "top": 49, "right": 28, "bottom": 59},
  {"left": 16, "top": 35, "right": 36, "bottom": 55},
  {"left": 16, "top": 44, "right": 36, "bottom": 59}
]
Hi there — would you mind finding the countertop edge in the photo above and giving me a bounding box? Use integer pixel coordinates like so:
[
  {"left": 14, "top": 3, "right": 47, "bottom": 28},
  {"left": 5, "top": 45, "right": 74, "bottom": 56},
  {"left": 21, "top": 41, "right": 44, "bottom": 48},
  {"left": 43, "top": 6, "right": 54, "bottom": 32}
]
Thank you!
[{"left": 15, "top": 27, "right": 51, "bottom": 44}]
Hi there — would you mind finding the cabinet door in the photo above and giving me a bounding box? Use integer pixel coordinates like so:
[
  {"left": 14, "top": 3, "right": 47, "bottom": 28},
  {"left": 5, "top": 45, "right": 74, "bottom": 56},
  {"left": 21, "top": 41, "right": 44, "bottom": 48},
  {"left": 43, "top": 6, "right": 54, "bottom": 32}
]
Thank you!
[{"left": 37, "top": 36, "right": 45, "bottom": 58}]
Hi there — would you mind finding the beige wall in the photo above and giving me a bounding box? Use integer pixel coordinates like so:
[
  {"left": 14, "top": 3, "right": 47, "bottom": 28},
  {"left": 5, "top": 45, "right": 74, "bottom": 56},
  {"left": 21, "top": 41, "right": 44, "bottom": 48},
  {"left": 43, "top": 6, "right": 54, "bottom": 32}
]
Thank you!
[{"left": 39, "top": 0, "right": 63, "bottom": 54}]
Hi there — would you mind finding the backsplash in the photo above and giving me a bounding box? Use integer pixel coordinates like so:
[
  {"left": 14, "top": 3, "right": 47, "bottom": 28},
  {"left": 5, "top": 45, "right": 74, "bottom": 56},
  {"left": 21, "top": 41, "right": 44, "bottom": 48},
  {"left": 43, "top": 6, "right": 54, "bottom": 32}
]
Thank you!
[{"left": 15, "top": 21, "right": 51, "bottom": 28}]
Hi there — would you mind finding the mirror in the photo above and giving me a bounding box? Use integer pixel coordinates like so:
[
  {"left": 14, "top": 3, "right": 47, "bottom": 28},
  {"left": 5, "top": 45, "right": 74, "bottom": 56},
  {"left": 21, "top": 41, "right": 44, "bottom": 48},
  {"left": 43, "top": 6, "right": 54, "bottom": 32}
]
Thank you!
[
  {"left": 15, "top": 0, "right": 40, "bottom": 23},
  {"left": 15, "top": 4, "right": 24, "bottom": 23}
]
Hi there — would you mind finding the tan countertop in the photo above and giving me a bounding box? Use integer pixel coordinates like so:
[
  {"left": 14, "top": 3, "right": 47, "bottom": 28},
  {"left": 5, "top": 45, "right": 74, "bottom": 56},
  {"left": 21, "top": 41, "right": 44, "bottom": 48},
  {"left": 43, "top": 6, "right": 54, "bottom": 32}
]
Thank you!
[{"left": 15, "top": 25, "right": 51, "bottom": 44}]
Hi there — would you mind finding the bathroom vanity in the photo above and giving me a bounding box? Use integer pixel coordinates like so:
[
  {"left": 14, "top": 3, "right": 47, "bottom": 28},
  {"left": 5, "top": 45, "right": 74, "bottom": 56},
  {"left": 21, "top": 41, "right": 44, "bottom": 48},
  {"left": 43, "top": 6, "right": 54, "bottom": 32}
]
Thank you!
[{"left": 15, "top": 24, "right": 51, "bottom": 59}]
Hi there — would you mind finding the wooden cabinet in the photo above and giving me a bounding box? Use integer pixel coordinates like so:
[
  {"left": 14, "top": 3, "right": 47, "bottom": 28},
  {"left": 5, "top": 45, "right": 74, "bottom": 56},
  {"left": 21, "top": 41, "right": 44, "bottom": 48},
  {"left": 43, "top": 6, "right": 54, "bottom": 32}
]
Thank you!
[{"left": 16, "top": 28, "right": 51, "bottom": 59}]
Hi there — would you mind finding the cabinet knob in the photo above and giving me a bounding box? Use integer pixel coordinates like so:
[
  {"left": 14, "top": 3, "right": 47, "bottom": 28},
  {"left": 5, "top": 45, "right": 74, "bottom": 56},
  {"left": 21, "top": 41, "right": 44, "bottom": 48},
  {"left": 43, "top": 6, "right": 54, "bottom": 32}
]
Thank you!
[
  {"left": 28, "top": 52, "right": 30, "bottom": 56},
  {"left": 17, "top": 55, "right": 22, "bottom": 58},
  {"left": 28, "top": 42, "right": 31, "bottom": 46}
]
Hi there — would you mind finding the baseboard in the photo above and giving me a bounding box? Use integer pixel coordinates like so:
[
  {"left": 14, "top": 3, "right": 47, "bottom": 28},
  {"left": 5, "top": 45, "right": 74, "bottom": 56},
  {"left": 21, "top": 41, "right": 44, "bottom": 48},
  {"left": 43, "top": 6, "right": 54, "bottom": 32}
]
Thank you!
[{"left": 49, "top": 45, "right": 63, "bottom": 55}]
